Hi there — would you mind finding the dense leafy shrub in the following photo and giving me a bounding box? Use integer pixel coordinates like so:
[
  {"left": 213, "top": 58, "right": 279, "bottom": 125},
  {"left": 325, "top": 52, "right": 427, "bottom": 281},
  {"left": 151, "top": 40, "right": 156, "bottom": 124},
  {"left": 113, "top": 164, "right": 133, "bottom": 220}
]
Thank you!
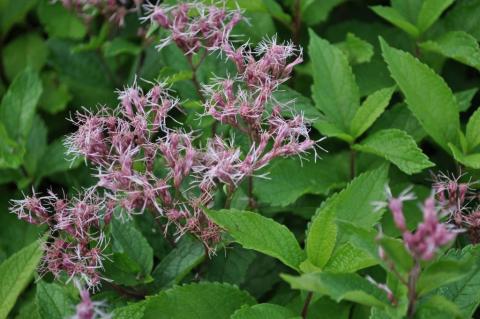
[{"left": 1, "top": 0, "right": 480, "bottom": 319}]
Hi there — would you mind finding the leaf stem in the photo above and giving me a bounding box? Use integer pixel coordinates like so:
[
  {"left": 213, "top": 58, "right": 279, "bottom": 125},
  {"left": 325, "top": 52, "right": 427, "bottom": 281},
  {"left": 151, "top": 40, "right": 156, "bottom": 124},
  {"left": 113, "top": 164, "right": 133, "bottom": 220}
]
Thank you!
[
  {"left": 406, "top": 260, "right": 421, "bottom": 318},
  {"left": 301, "top": 291, "right": 313, "bottom": 318}
]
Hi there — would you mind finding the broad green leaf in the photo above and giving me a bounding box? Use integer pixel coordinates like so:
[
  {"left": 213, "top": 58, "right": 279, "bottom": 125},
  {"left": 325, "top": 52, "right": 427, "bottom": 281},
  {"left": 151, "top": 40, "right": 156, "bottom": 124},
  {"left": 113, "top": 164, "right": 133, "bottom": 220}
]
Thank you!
[
  {"left": 38, "top": 71, "right": 71, "bottom": 115},
  {"left": 309, "top": 29, "right": 359, "bottom": 133},
  {"left": 231, "top": 303, "right": 296, "bottom": 319},
  {"left": 350, "top": 86, "right": 395, "bottom": 138},
  {"left": 0, "top": 239, "right": 43, "bottom": 319},
  {"left": 391, "top": 0, "right": 422, "bottom": 23},
  {"left": 437, "top": 246, "right": 480, "bottom": 318},
  {"left": 306, "top": 205, "right": 337, "bottom": 269},
  {"left": 149, "top": 236, "right": 204, "bottom": 291},
  {"left": 103, "top": 252, "right": 143, "bottom": 286},
  {"left": 37, "top": 139, "right": 81, "bottom": 179},
  {"left": 24, "top": 116, "right": 47, "bottom": 176},
  {"left": 324, "top": 243, "right": 377, "bottom": 273},
  {"left": 37, "top": 1, "right": 86, "bottom": 39},
  {"left": 302, "top": 0, "right": 345, "bottom": 26},
  {"left": 206, "top": 209, "right": 305, "bottom": 271},
  {"left": 449, "top": 144, "right": 480, "bottom": 169},
  {"left": 282, "top": 272, "right": 391, "bottom": 308},
  {"left": 337, "top": 33, "right": 374, "bottom": 65},
  {"left": 417, "top": 258, "right": 475, "bottom": 296},
  {"left": 111, "top": 218, "right": 154, "bottom": 278},
  {"left": 377, "top": 237, "right": 413, "bottom": 273},
  {"left": 0, "top": 123, "right": 24, "bottom": 169},
  {"left": 313, "top": 119, "right": 354, "bottom": 143},
  {"left": 416, "top": 295, "right": 463, "bottom": 319},
  {"left": 443, "top": 0, "right": 480, "bottom": 40},
  {"left": 253, "top": 153, "right": 349, "bottom": 207},
  {"left": 370, "top": 6, "right": 419, "bottom": 38},
  {"left": 466, "top": 107, "right": 480, "bottom": 150},
  {"left": 0, "top": 0, "right": 37, "bottom": 37},
  {"left": 381, "top": 38, "right": 460, "bottom": 152},
  {"left": 417, "top": 0, "right": 454, "bottom": 33},
  {"left": 113, "top": 301, "right": 146, "bottom": 319},
  {"left": 353, "top": 129, "right": 434, "bottom": 174},
  {"left": 143, "top": 282, "right": 256, "bottom": 319},
  {"left": 0, "top": 68, "right": 43, "bottom": 142},
  {"left": 103, "top": 39, "right": 141, "bottom": 57},
  {"left": 2, "top": 33, "right": 48, "bottom": 81},
  {"left": 420, "top": 31, "right": 480, "bottom": 71},
  {"left": 36, "top": 281, "right": 76, "bottom": 319},
  {"left": 270, "top": 86, "right": 322, "bottom": 119},
  {"left": 48, "top": 39, "right": 115, "bottom": 106},
  {"left": 205, "top": 247, "right": 256, "bottom": 286},
  {"left": 456, "top": 88, "right": 478, "bottom": 112},
  {"left": 262, "top": 0, "right": 291, "bottom": 25}
]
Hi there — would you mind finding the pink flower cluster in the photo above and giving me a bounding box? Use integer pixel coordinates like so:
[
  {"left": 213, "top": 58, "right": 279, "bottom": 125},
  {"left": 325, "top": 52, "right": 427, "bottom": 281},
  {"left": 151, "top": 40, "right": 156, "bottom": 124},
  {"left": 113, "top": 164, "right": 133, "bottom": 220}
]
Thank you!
[
  {"left": 59, "top": 0, "right": 144, "bottom": 26},
  {"left": 142, "top": 1, "right": 243, "bottom": 53},
  {"left": 72, "top": 282, "right": 111, "bottom": 319},
  {"left": 10, "top": 190, "right": 109, "bottom": 289},
  {"left": 386, "top": 188, "right": 457, "bottom": 261}
]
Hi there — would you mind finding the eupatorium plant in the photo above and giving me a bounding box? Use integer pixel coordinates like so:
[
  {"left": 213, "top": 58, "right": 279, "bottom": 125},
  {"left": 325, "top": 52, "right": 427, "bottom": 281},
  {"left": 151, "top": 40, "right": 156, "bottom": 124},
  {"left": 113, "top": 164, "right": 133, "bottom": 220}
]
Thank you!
[{"left": 9, "top": 0, "right": 317, "bottom": 291}]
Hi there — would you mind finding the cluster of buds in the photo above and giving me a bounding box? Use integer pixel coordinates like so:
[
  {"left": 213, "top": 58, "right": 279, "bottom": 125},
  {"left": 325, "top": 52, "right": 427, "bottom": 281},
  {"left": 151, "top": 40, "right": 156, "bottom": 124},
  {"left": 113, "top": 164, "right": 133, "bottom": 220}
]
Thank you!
[
  {"left": 384, "top": 188, "right": 457, "bottom": 261},
  {"left": 72, "top": 281, "right": 111, "bottom": 319},
  {"left": 58, "top": 0, "right": 144, "bottom": 26},
  {"left": 142, "top": 1, "right": 243, "bottom": 53},
  {"left": 10, "top": 190, "right": 109, "bottom": 289}
]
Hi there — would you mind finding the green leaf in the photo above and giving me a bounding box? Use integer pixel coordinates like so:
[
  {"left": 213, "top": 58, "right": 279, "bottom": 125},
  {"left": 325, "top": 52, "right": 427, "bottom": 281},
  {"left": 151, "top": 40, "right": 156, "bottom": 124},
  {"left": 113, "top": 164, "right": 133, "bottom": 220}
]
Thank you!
[
  {"left": 2, "top": 32, "right": 48, "bottom": 81},
  {"left": 143, "top": 282, "right": 256, "bottom": 319},
  {"left": 350, "top": 86, "right": 395, "bottom": 139},
  {"left": 37, "top": 1, "right": 86, "bottom": 39},
  {"left": 37, "top": 139, "right": 81, "bottom": 179},
  {"left": 0, "top": 68, "right": 43, "bottom": 142},
  {"left": 113, "top": 301, "right": 146, "bottom": 319},
  {"left": 416, "top": 295, "right": 463, "bottom": 319},
  {"left": 309, "top": 29, "right": 359, "bottom": 133},
  {"left": 353, "top": 129, "right": 434, "bottom": 174},
  {"left": 306, "top": 205, "right": 337, "bottom": 269},
  {"left": 282, "top": 272, "right": 391, "bottom": 308},
  {"left": 262, "top": 0, "right": 291, "bottom": 25},
  {"left": 301, "top": 0, "right": 345, "bottom": 26},
  {"left": 0, "top": 239, "right": 43, "bottom": 319},
  {"left": 324, "top": 242, "right": 377, "bottom": 273},
  {"left": 337, "top": 33, "right": 374, "bottom": 65},
  {"left": 381, "top": 38, "right": 460, "bottom": 152},
  {"left": 38, "top": 71, "right": 71, "bottom": 115},
  {"left": 420, "top": 31, "right": 480, "bottom": 71},
  {"left": 0, "top": 0, "right": 37, "bottom": 37},
  {"left": 417, "top": 259, "right": 475, "bottom": 296},
  {"left": 456, "top": 88, "right": 478, "bottom": 112},
  {"left": 149, "top": 236, "right": 204, "bottom": 290},
  {"left": 377, "top": 237, "right": 413, "bottom": 273},
  {"left": 206, "top": 209, "right": 305, "bottom": 271},
  {"left": 449, "top": 143, "right": 480, "bottom": 169},
  {"left": 103, "top": 39, "right": 141, "bottom": 57},
  {"left": 313, "top": 119, "right": 354, "bottom": 143},
  {"left": 253, "top": 154, "right": 349, "bottom": 207},
  {"left": 370, "top": 6, "right": 419, "bottom": 38},
  {"left": 0, "top": 123, "right": 24, "bottom": 169},
  {"left": 270, "top": 86, "right": 322, "bottom": 120},
  {"left": 417, "top": 0, "right": 454, "bottom": 33},
  {"left": 437, "top": 246, "right": 480, "bottom": 318},
  {"left": 466, "top": 107, "right": 480, "bottom": 150},
  {"left": 443, "top": 0, "right": 480, "bottom": 40},
  {"left": 24, "top": 116, "right": 47, "bottom": 176},
  {"left": 205, "top": 247, "right": 256, "bottom": 286},
  {"left": 36, "top": 281, "right": 76, "bottom": 319},
  {"left": 231, "top": 303, "right": 296, "bottom": 319},
  {"left": 111, "top": 218, "right": 154, "bottom": 278}
]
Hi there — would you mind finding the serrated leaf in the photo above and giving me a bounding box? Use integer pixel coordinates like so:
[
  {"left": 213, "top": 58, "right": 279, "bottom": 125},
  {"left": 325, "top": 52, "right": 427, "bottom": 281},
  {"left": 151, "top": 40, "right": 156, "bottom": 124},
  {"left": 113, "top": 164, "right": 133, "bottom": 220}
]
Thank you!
[
  {"left": 301, "top": 0, "right": 345, "bottom": 26},
  {"left": 231, "top": 303, "right": 296, "bottom": 319},
  {"left": 0, "top": 123, "right": 24, "bottom": 169},
  {"left": 2, "top": 32, "right": 48, "bottom": 81},
  {"left": 37, "top": 1, "right": 86, "bottom": 39},
  {"left": 417, "top": 0, "right": 454, "bottom": 34},
  {"left": 36, "top": 281, "right": 76, "bottom": 319},
  {"left": 37, "top": 139, "right": 81, "bottom": 179},
  {"left": 449, "top": 143, "right": 480, "bottom": 169},
  {"left": 0, "top": 0, "right": 37, "bottom": 37},
  {"left": 38, "top": 71, "right": 71, "bottom": 115},
  {"left": 377, "top": 237, "right": 413, "bottom": 273},
  {"left": 0, "top": 68, "right": 43, "bottom": 142},
  {"left": 324, "top": 243, "right": 377, "bottom": 273},
  {"left": 381, "top": 38, "right": 460, "bottom": 152},
  {"left": 103, "top": 39, "right": 141, "bottom": 57},
  {"left": 306, "top": 205, "right": 337, "bottom": 269},
  {"left": 370, "top": 6, "right": 419, "bottom": 38},
  {"left": 420, "top": 31, "right": 480, "bottom": 71},
  {"left": 337, "top": 33, "right": 374, "bottom": 65},
  {"left": 350, "top": 86, "right": 395, "bottom": 138},
  {"left": 443, "top": 0, "right": 480, "bottom": 40},
  {"left": 24, "top": 116, "right": 47, "bottom": 176},
  {"left": 205, "top": 247, "right": 256, "bottom": 286},
  {"left": 309, "top": 29, "right": 359, "bottom": 133},
  {"left": 206, "top": 209, "right": 305, "bottom": 271},
  {"left": 113, "top": 301, "right": 146, "bottom": 319},
  {"left": 466, "top": 107, "right": 480, "bottom": 150},
  {"left": 149, "top": 236, "right": 204, "bottom": 291},
  {"left": 253, "top": 154, "right": 349, "bottom": 207},
  {"left": 282, "top": 272, "right": 391, "bottom": 308},
  {"left": 456, "top": 88, "right": 478, "bottom": 112},
  {"left": 353, "top": 129, "right": 434, "bottom": 174},
  {"left": 0, "top": 239, "right": 43, "bottom": 319},
  {"left": 416, "top": 295, "right": 463, "bottom": 319},
  {"left": 111, "top": 218, "right": 154, "bottom": 278},
  {"left": 143, "top": 282, "right": 256, "bottom": 319}
]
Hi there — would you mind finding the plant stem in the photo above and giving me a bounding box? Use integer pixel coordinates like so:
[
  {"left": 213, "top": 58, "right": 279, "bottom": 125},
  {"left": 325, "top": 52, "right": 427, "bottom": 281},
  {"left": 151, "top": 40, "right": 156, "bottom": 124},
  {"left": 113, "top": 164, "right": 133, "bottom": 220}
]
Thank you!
[
  {"left": 406, "top": 261, "right": 421, "bottom": 318},
  {"left": 301, "top": 291, "right": 313, "bottom": 318},
  {"left": 292, "top": 0, "right": 302, "bottom": 45}
]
